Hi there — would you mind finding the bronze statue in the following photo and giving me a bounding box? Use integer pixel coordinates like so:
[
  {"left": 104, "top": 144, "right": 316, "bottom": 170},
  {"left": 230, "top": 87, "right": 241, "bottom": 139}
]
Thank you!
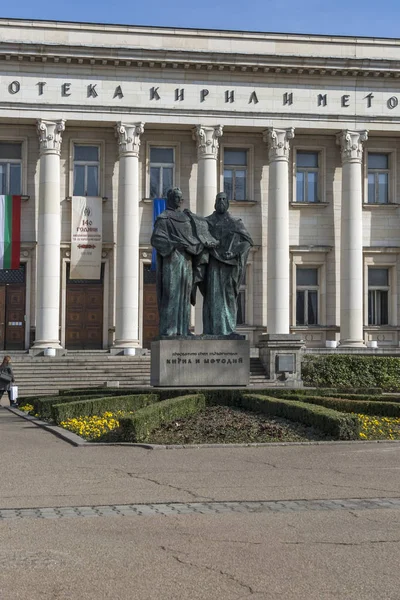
[
  {"left": 151, "top": 188, "right": 217, "bottom": 336},
  {"left": 201, "top": 192, "right": 253, "bottom": 336}
]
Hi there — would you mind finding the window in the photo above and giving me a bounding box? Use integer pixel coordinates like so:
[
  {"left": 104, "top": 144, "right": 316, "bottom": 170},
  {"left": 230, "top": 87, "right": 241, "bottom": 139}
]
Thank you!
[
  {"left": 296, "top": 151, "right": 319, "bottom": 202},
  {"left": 150, "top": 147, "right": 174, "bottom": 199},
  {"left": 224, "top": 149, "right": 247, "bottom": 201},
  {"left": 368, "top": 153, "right": 389, "bottom": 204},
  {"left": 296, "top": 267, "right": 319, "bottom": 325},
  {"left": 73, "top": 145, "right": 100, "bottom": 196},
  {"left": 368, "top": 268, "right": 389, "bottom": 325},
  {"left": 0, "top": 142, "right": 22, "bottom": 195}
]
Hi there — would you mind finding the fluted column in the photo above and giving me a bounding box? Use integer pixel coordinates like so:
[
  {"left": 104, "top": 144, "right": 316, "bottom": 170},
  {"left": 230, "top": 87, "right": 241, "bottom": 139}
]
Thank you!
[
  {"left": 337, "top": 130, "right": 368, "bottom": 347},
  {"left": 34, "top": 119, "right": 65, "bottom": 349},
  {"left": 264, "top": 128, "right": 295, "bottom": 334},
  {"left": 193, "top": 125, "right": 223, "bottom": 216},
  {"left": 114, "top": 122, "right": 144, "bottom": 350}
]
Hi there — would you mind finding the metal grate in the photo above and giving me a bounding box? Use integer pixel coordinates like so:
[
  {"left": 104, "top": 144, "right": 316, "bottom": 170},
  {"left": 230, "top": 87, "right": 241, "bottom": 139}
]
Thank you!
[
  {"left": 144, "top": 264, "right": 156, "bottom": 285},
  {"left": 0, "top": 264, "right": 25, "bottom": 284}
]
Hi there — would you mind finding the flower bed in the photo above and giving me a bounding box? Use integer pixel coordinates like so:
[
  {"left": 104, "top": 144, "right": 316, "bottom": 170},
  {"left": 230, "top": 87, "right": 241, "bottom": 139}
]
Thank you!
[
  {"left": 358, "top": 415, "right": 400, "bottom": 440},
  {"left": 60, "top": 410, "right": 133, "bottom": 441}
]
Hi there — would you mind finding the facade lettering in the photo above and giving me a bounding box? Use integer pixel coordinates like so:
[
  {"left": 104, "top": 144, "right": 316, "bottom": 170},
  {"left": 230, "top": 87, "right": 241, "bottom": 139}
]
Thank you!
[
  {"left": 87, "top": 84, "right": 98, "bottom": 98},
  {"left": 150, "top": 86, "right": 160, "bottom": 100},
  {"left": 283, "top": 92, "right": 293, "bottom": 105},
  {"left": 37, "top": 81, "right": 46, "bottom": 95},
  {"left": 113, "top": 85, "right": 124, "bottom": 98},
  {"left": 8, "top": 80, "right": 20, "bottom": 94},
  {"left": 248, "top": 91, "right": 259, "bottom": 104},
  {"left": 388, "top": 96, "right": 398, "bottom": 109},
  {"left": 175, "top": 88, "right": 184, "bottom": 101},
  {"left": 342, "top": 94, "right": 350, "bottom": 107},
  {"left": 317, "top": 94, "right": 327, "bottom": 106},
  {"left": 366, "top": 92, "right": 374, "bottom": 107},
  {"left": 225, "top": 89, "right": 235, "bottom": 103},
  {"left": 200, "top": 88, "right": 209, "bottom": 102},
  {"left": 62, "top": 83, "right": 71, "bottom": 96}
]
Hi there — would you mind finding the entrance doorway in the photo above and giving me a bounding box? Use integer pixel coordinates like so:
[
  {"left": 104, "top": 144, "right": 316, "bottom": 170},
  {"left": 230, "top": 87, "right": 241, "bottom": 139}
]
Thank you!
[
  {"left": 142, "top": 264, "right": 159, "bottom": 349},
  {"left": 0, "top": 265, "right": 26, "bottom": 350},
  {"left": 65, "top": 264, "right": 104, "bottom": 349}
]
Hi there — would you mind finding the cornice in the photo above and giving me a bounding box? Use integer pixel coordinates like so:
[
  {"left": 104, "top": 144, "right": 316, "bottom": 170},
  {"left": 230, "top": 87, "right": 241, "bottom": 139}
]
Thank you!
[{"left": 1, "top": 43, "right": 400, "bottom": 79}]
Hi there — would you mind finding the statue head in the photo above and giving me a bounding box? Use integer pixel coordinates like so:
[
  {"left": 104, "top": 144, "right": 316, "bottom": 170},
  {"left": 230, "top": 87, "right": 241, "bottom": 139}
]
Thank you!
[
  {"left": 215, "top": 192, "right": 229, "bottom": 214},
  {"left": 166, "top": 187, "right": 183, "bottom": 210}
]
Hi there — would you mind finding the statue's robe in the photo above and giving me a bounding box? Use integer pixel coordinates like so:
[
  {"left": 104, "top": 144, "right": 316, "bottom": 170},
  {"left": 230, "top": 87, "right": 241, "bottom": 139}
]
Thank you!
[
  {"left": 151, "top": 209, "right": 204, "bottom": 336},
  {"left": 203, "top": 211, "right": 253, "bottom": 336}
]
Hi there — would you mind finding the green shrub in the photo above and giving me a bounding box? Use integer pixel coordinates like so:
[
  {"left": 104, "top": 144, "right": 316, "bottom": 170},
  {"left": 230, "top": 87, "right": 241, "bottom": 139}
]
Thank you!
[
  {"left": 270, "top": 394, "right": 400, "bottom": 417},
  {"left": 52, "top": 393, "right": 158, "bottom": 424},
  {"left": 34, "top": 393, "right": 122, "bottom": 420},
  {"left": 119, "top": 394, "right": 206, "bottom": 442},
  {"left": 241, "top": 394, "right": 359, "bottom": 440},
  {"left": 302, "top": 355, "right": 400, "bottom": 391}
]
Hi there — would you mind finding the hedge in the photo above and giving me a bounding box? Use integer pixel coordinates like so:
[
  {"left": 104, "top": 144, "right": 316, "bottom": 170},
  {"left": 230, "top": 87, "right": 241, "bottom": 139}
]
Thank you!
[
  {"left": 119, "top": 394, "right": 206, "bottom": 442},
  {"left": 240, "top": 394, "right": 360, "bottom": 440},
  {"left": 302, "top": 355, "right": 400, "bottom": 391},
  {"left": 269, "top": 393, "right": 400, "bottom": 417},
  {"left": 51, "top": 393, "right": 158, "bottom": 424},
  {"left": 33, "top": 392, "right": 123, "bottom": 420}
]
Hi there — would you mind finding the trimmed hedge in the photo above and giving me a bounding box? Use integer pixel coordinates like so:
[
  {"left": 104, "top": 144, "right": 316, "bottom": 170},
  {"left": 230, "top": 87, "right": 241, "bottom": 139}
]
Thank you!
[
  {"left": 33, "top": 393, "right": 123, "bottom": 420},
  {"left": 302, "top": 355, "right": 400, "bottom": 391},
  {"left": 240, "top": 394, "right": 359, "bottom": 440},
  {"left": 52, "top": 393, "right": 158, "bottom": 424},
  {"left": 119, "top": 394, "right": 206, "bottom": 442},
  {"left": 270, "top": 394, "right": 400, "bottom": 417}
]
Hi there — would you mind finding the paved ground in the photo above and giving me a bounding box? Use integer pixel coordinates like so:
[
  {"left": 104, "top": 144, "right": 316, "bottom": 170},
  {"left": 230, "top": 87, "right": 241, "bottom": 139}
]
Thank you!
[{"left": 1, "top": 406, "right": 400, "bottom": 599}]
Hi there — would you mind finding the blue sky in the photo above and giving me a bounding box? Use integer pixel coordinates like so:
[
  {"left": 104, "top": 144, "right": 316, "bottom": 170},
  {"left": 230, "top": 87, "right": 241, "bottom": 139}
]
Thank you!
[{"left": 1, "top": 0, "right": 400, "bottom": 38}]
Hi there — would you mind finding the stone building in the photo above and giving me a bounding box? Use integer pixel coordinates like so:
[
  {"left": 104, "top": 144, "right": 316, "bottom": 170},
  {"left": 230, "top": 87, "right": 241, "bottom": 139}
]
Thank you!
[{"left": 0, "top": 18, "right": 399, "bottom": 352}]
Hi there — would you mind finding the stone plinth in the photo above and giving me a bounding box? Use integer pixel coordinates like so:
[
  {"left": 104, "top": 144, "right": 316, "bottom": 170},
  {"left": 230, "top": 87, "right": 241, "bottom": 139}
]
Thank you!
[
  {"left": 151, "top": 338, "right": 250, "bottom": 387},
  {"left": 257, "top": 334, "right": 304, "bottom": 385}
]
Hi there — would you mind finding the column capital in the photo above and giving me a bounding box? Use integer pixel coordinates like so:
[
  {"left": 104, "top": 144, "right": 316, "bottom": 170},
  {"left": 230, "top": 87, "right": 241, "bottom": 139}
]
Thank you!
[
  {"left": 37, "top": 120, "right": 65, "bottom": 155},
  {"left": 264, "top": 128, "right": 295, "bottom": 162},
  {"left": 336, "top": 130, "right": 369, "bottom": 164},
  {"left": 192, "top": 125, "right": 223, "bottom": 159},
  {"left": 115, "top": 122, "right": 144, "bottom": 157}
]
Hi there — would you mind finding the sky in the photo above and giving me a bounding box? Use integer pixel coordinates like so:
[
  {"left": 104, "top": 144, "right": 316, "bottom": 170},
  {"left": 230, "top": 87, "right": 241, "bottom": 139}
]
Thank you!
[{"left": 1, "top": 0, "right": 400, "bottom": 38}]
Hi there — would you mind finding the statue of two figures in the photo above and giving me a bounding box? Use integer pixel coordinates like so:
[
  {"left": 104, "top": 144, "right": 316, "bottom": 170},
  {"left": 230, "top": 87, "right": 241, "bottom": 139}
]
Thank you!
[{"left": 151, "top": 187, "right": 253, "bottom": 338}]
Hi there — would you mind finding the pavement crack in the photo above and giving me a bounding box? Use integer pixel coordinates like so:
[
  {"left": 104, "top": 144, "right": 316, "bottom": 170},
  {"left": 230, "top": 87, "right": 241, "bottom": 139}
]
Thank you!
[
  {"left": 159, "top": 545, "right": 259, "bottom": 594},
  {"left": 126, "top": 472, "right": 215, "bottom": 501}
]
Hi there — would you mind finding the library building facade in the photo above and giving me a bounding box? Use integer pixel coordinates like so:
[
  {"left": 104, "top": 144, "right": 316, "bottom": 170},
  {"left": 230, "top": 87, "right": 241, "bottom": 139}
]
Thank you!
[{"left": 0, "top": 18, "right": 400, "bottom": 351}]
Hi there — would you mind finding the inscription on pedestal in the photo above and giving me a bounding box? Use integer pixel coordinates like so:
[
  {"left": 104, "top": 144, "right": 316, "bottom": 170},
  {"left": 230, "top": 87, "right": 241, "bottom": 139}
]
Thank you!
[
  {"left": 276, "top": 354, "right": 295, "bottom": 373},
  {"left": 151, "top": 339, "right": 250, "bottom": 387}
]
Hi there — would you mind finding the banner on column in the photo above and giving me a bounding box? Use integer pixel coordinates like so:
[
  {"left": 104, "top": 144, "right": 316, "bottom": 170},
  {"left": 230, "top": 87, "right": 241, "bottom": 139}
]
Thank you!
[
  {"left": 71, "top": 196, "right": 102, "bottom": 279},
  {"left": 0, "top": 195, "right": 21, "bottom": 270},
  {"left": 151, "top": 198, "right": 166, "bottom": 270}
]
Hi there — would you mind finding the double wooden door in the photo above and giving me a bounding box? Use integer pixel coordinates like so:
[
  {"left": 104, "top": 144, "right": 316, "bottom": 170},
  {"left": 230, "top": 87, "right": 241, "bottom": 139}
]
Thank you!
[
  {"left": 0, "top": 283, "right": 26, "bottom": 350},
  {"left": 142, "top": 264, "right": 159, "bottom": 349},
  {"left": 65, "top": 267, "right": 104, "bottom": 349}
]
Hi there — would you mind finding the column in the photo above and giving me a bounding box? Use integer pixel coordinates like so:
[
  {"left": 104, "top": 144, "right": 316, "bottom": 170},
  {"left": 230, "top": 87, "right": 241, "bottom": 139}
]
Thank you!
[
  {"left": 337, "top": 130, "right": 368, "bottom": 347},
  {"left": 264, "top": 127, "right": 294, "bottom": 334},
  {"left": 114, "top": 122, "right": 144, "bottom": 350},
  {"left": 34, "top": 119, "right": 65, "bottom": 349},
  {"left": 192, "top": 125, "right": 223, "bottom": 216}
]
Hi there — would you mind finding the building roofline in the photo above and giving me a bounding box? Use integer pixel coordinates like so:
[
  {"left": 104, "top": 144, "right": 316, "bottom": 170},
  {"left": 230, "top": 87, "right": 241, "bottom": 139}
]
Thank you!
[{"left": 0, "top": 16, "right": 400, "bottom": 44}]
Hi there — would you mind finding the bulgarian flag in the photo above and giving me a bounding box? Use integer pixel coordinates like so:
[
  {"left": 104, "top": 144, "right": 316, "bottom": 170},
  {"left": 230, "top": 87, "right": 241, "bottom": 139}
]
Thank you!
[{"left": 0, "top": 195, "right": 21, "bottom": 269}]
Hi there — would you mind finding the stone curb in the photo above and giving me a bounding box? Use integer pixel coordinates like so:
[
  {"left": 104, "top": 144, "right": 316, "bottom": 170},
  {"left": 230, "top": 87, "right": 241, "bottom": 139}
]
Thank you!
[{"left": 6, "top": 405, "right": 400, "bottom": 450}]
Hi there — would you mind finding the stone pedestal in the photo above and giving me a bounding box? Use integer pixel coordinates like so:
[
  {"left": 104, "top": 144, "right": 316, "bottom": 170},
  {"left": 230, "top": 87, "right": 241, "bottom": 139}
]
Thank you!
[
  {"left": 257, "top": 334, "right": 304, "bottom": 385},
  {"left": 151, "top": 338, "right": 250, "bottom": 387}
]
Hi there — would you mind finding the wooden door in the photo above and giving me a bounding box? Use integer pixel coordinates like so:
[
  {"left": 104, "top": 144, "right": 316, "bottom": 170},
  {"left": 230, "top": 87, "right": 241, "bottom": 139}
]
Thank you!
[
  {"left": 5, "top": 285, "right": 26, "bottom": 350},
  {"left": 142, "top": 264, "right": 159, "bottom": 349},
  {"left": 66, "top": 282, "right": 103, "bottom": 350}
]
